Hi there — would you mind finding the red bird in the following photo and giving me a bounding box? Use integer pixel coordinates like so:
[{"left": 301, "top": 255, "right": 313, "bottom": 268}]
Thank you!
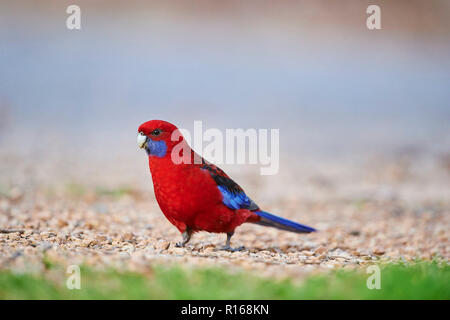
[{"left": 138, "top": 120, "right": 316, "bottom": 250}]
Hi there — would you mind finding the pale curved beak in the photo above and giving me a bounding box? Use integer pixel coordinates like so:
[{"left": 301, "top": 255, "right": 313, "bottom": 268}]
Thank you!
[{"left": 137, "top": 132, "right": 147, "bottom": 149}]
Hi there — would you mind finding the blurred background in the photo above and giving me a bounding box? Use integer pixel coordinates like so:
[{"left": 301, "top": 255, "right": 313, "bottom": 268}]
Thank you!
[
  {"left": 0, "top": 2, "right": 449, "bottom": 288},
  {"left": 0, "top": 0, "right": 449, "bottom": 200}
]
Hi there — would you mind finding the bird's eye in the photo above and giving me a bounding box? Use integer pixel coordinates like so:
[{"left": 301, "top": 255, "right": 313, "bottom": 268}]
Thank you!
[{"left": 151, "top": 129, "right": 161, "bottom": 136}]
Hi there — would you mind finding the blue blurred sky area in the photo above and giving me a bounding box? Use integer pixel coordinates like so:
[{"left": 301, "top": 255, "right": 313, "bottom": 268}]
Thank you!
[{"left": 0, "top": 0, "right": 449, "bottom": 156}]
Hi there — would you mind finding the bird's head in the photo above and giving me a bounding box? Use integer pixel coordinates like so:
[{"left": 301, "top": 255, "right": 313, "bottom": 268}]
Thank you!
[{"left": 137, "top": 120, "right": 184, "bottom": 158}]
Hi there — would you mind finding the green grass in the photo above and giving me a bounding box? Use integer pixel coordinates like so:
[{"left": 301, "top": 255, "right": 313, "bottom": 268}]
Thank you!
[
  {"left": 0, "top": 262, "right": 448, "bottom": 299},
  {"left": 65, "top": 183, "right": 137, "bottom": 198},
  {"left": 93, "top": 186, "right": 136, "bottom": 199}
]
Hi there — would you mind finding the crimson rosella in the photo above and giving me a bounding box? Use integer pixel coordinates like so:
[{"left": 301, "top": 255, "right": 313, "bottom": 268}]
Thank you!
[{"left": 137, "top": 120, "right": 316, "bottom": 251}]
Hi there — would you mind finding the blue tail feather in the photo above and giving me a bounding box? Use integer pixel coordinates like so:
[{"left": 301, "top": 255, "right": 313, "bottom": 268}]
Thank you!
[{"left": 253, "top": 210, "right": 316, "bottom": 234}]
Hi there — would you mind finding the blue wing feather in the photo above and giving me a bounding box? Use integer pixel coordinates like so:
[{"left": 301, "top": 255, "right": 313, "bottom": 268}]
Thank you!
[
  {"left": 200, "top": 160, "right": 258, "bottom": 211},
  {"left": 200, "top": 158, "right": 316, "bottom": 233},
  {"left": 217, "top": 185, "right": 253, "bottom": 210}
]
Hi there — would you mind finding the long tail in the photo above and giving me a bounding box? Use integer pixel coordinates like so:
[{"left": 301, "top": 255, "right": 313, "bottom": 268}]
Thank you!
[{"left": 252, "top": 210, "right": 316, "bottom": 234}]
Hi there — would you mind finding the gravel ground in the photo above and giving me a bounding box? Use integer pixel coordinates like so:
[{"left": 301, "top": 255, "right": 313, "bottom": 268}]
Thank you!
[{"left": 0, "top": 151, "right": 449, "bottom": 279}]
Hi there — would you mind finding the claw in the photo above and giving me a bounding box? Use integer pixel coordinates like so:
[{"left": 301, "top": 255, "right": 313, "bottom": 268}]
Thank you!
[
  {"left": 218, "top": 245, "right": 245, "bottom": 252},
  {"left": 219, "top": 231, "right": 244, "bottom": 252},
  {"left": 175, "top": 228, "right": 192, "bottom": 248}
]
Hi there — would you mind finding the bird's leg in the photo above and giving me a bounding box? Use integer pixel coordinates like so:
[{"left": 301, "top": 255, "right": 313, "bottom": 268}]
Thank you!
[
  {"left": 176, "top": 227, "right": 192, "bottom": 247},
  {"left": 220, "top": 231, "right": 245, "bottom": 252}
]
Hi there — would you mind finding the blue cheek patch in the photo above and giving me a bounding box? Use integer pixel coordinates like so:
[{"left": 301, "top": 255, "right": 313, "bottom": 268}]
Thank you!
[{"left": 145, "top": 139, "right": 167, "bottom": 158}]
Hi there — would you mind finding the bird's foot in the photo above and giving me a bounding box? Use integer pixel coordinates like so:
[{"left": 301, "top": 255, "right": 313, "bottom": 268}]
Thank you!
[
  {"left": 218, "top": 245, "right": 245, "bottom": 252},
  {"left": 175, "top": 228, "right": 192, "bottom": 248}
]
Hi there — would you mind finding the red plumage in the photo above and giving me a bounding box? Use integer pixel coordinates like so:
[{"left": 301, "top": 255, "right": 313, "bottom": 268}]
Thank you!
[
  {"left": 138, "top": 120, "right": 315, "bottom": 249},
  {"left": 149, "top": 153, "right": 260, "bottom": 234}
]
